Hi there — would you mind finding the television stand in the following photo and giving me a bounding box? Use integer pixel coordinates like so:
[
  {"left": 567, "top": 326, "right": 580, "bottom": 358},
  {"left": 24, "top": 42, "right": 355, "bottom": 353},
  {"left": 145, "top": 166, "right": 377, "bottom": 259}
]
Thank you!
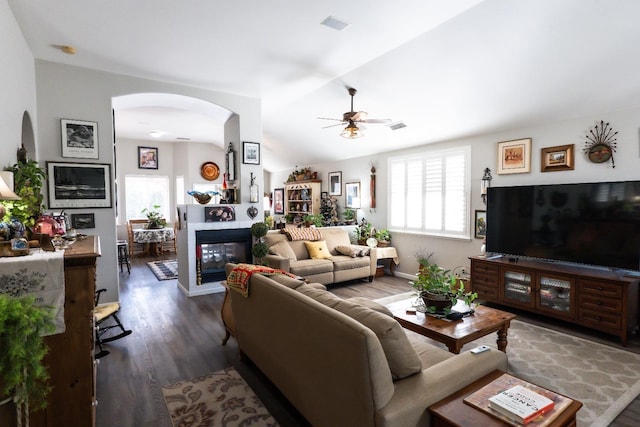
[{"left": 470, "top": 256, "right": 639, "bottom": 346}]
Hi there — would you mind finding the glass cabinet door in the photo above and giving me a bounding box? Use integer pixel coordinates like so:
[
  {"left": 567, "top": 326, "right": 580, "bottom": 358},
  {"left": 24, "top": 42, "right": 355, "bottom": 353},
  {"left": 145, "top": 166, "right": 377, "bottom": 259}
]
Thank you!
[
  {"left": 502, "top": 270, "right": 533, "bottom": 305},
  {"left": 539, "top": 274, "right": 574, "bottom": 316}
]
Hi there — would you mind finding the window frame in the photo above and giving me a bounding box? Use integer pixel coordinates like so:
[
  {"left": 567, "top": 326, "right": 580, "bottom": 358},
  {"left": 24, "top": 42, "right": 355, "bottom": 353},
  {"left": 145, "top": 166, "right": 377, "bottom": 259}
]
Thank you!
[{"left": 387, "top": 146, "right": 471, "bottom": 239}]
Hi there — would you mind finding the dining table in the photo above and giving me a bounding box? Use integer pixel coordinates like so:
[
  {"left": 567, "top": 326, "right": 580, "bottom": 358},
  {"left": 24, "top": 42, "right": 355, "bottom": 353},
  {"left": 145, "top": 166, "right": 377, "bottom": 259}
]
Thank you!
[{"left": 133, "top": 227, "right": 174, "bottom": 256}]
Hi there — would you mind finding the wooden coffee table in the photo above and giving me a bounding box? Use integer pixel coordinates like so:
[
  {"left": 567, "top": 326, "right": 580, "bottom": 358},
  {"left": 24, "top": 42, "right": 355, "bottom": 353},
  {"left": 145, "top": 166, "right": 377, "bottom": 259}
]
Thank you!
[
  {"left": 429, "top": 370, "right": 582, "bottom": 426},
  {"left": 385, "top": 298, "right": 516, "bottom": 354}
]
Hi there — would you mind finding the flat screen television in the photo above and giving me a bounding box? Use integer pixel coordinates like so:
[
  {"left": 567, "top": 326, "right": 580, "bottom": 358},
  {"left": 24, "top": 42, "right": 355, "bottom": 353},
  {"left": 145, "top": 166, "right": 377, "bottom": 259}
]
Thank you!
[{"left": 486, "top": 181, "right": 640, "bottom": 272}]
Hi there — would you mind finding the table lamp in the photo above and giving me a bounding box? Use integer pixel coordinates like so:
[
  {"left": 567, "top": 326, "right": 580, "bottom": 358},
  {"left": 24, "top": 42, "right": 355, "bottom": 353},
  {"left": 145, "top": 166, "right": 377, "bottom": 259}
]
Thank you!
[{"left": 0, "top": 171, "right": 20, "bottom": 201}]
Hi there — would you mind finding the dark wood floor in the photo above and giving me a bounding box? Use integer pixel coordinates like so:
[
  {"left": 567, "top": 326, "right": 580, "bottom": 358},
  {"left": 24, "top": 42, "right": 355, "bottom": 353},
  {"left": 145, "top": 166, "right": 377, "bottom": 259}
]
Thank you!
[{"left": 96, "top": 256, "right": 640, "bottom": 426}]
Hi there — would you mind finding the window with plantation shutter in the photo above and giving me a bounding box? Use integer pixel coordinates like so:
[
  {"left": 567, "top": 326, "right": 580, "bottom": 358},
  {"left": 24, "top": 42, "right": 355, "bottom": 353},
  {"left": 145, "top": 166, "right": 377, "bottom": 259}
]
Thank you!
[{"left": 388, "top": 146, "right": 470, "bottom": 238}]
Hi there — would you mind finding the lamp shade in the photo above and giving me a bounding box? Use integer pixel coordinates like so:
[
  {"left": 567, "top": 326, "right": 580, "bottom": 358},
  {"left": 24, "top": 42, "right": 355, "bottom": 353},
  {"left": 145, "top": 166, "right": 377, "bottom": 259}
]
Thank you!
[
  {"left": 340, "top": 121, "right": 364, "bottom": 139},
  {"left": 0, "top": 171, "right": 20, "bottom": 200}
]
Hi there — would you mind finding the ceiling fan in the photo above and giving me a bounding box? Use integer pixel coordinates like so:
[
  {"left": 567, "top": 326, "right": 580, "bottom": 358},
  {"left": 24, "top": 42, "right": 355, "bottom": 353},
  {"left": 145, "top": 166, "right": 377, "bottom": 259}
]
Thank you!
[{"left": 318, "top": 87, "right": 391, "bottom": 139}]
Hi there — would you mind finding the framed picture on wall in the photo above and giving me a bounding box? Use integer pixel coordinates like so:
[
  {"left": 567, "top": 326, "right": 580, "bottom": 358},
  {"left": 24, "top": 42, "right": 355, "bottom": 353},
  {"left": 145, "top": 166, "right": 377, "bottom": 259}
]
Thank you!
[
  {"left": 497, "top": 138, "right": 531, "bottom": 174},
  {"left": 474, "top": 210, "right": 487, "bottom": 239},
  {"left": 138, "top": 146, "right": 158, "bottom": 169},
  {"left": 61, "top": 119, "right": 99, "bottom": 159},
  {"left": 71, "top": 213, "right": 96, "bottom": 229},
  {"left": 345, "top": 182, "right": 361, "bottom": 208},
  {"left": 328, "top": 171, "right": 342, "bottom": 196},
  {"left": 273, "top": 188, "right": 285, "bottom": 215},
  {"left": 541, "top": 144, "right": 574, "bottom": 172},
  {"left": 47, "top": 162, "right": 112, "bottom": 208},
  {"left": 243, "top": 141, "right": 260, "bottom": 165}
]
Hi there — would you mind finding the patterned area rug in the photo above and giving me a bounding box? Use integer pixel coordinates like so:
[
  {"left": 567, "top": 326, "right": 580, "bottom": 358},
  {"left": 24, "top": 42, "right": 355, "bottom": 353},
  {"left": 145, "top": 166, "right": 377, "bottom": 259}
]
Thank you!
[
  {"left": 162, "top": 367, "right": 279, "bottom": 427},
  {"left": 147, "top": 259, "right": 178, "bottom": 280},
  {"left": 375, "top": 293, "right": 640, "bottom": 427}
]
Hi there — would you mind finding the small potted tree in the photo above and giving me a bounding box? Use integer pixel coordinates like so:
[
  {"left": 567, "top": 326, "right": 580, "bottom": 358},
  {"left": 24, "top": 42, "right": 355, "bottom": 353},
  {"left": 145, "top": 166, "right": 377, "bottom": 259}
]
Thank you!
[{"left": 251, "top": 222, "right": 269, "bottom": 264}]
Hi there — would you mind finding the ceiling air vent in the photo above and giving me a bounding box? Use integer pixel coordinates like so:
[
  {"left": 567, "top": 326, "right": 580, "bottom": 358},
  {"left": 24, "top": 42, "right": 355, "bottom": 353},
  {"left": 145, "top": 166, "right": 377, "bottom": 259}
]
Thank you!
[
  {"left": 176, "top": 137, "right": 191, "bottom": 141},
  {"left": 387, "top": 121, "right": 407, "bottom": 131},
  {"left": 320, "top": 16, "right": 351, "bottom": 31}
]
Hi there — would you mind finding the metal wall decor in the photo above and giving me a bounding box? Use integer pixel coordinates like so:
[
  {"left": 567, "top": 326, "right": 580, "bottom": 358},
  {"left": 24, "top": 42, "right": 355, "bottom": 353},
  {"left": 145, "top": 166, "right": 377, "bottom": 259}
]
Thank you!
[
  {"left": 226, "top": 143, "right": 236, "bottom": 181},
  {"left": 370, "top": 165, "right": 376, "bottom": 209},
  {"left": 584, "top": 120, "right": 618, "bottom": 167}
]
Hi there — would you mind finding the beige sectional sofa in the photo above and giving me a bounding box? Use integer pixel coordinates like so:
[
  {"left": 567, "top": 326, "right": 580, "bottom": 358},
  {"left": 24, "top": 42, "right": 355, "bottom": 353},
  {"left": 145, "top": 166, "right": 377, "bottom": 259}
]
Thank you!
[
  {"left": 262, "top": 227, "right": 376, "bottom": 284},
  {"left": 225, "top": 263, "right": 508, "bottom": 427}
]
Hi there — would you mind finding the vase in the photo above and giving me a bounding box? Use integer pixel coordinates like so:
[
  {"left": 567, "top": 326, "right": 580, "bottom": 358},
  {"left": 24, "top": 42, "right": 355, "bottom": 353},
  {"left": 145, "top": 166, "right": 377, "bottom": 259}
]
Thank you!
[
  {"left": 147, "top": 223, "right": 162, "bottom": 229},
  {"left": 421, "top": 291, "right": 453, "bottom": 313}
]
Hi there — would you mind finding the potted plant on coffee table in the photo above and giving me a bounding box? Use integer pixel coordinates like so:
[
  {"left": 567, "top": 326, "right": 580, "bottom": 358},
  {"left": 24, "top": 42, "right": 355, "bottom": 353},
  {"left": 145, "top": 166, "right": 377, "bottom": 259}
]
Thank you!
[{"left": 410, "top": 256, "right": 477, "bottom": 314}]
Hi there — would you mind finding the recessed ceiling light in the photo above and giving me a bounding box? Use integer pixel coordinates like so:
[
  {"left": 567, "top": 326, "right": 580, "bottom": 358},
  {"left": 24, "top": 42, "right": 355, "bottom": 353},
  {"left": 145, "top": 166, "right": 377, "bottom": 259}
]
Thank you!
[
  {"left": 149, "top": 131, "right": 162, "bottom": 138},
  {"left": 320, "top": 16, "right": 351, "bottom": 31}
]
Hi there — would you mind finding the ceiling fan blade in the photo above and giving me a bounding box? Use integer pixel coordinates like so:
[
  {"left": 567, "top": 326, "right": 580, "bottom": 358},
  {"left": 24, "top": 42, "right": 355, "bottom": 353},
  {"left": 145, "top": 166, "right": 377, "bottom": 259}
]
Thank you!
[
  {"left": 352, "top": 111, "right": 368, "bottom": 121},
  {"left": 322, "top": 122, "right": 347, "bottom": 129},
  {"left": 317, "top": 117, "right": 344, "bottom": 121},
  {"left": 362, "top": 118, "right": 392, "bottom": 124}
]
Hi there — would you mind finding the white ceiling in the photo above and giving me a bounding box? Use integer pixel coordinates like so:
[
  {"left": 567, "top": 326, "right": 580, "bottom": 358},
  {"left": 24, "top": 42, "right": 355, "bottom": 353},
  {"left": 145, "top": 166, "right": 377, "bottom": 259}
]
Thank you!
[{"left": 9, "top": 0, "right": 640, "bottom": 172}]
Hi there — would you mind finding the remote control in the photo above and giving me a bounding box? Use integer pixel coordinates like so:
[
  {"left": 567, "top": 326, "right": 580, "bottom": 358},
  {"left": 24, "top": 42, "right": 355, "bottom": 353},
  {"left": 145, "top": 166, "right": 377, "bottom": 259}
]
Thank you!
[{"left": 470, "top": 345, "right": 490, "bottom": 354}]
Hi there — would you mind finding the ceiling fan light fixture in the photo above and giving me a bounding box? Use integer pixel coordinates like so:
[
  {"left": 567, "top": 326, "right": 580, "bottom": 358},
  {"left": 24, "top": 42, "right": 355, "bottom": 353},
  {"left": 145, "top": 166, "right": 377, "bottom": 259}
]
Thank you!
[{"left": 341, "top": 121, "right": 363, "bottom": 139}]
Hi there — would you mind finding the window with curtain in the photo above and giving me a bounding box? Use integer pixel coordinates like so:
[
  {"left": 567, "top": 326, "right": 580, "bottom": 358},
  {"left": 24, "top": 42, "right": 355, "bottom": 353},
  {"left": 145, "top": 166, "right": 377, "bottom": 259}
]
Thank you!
[
  {"left": 388, "top": 146, "right": 471, "bottom": 239},
  {"left": 124, "top": 175, "right": 170, "bottom": 222}
]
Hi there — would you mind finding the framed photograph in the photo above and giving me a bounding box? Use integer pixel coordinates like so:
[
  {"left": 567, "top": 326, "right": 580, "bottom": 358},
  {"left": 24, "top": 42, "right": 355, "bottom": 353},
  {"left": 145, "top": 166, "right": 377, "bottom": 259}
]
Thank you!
[
  {"left": 70, "top": 213, "right": 95, "bottom": 229},
  {"left": 321, "top": 191, "right": 328, "bottom": 199},
  {"left": 61, "top": 119, "right": 98, "bottom": 159},
  {"left": 138, "top": 146, "right": 158, "bottom": 169},
  {"left": 475, "top": 210, "right": 487, "bottom": 239},
  {"left": 47, "top": 162, "right": 112, "bottom": 208},
  {"left": 204, "top": 206, "right": 236, "bottom": 222},
  {"left": 345, "top": 182, "right": 361, "bottom": 208},
  {"left": 243, "top": 141, "right": 260, "bottom": 165},
  {"left": 497, "top": 138, "right": 532, "bottom": 175},
  {"left": 328, "top": 171, "right": 342, "bottom": 196},
  {"left": 541, "top": 144, "right": 574, "bottom": 172},
  {"left": 273, "top": 188, "right": 285, "bottom": 215}
]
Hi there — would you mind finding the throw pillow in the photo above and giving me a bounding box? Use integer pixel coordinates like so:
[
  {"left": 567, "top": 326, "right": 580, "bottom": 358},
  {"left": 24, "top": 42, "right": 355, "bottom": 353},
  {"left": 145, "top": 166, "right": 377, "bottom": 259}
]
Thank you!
[
  {"left": 268, "top": 241, "right": 297, "bottom": 261},
  {"left": 335, "top": 245, "right": 361, "bottom": 258},
  {"left": 304, "top": 240, "right": 332, "bottom": 259},
  {"left": 333, "top": 299, "right": 422, "bottom": 380},
  {"left": 282, "top": 228, "right": 323, "bottom": 241}
]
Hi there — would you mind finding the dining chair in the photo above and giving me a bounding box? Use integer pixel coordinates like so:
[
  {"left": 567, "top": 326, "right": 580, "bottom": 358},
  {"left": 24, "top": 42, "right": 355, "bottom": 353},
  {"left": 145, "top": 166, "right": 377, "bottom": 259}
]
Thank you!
[
  {"left": 127, "top": 219, "right": 148, "bottom": 256},
  {"left": 161, "top": 222, "right": 177, "bottom": 254}
]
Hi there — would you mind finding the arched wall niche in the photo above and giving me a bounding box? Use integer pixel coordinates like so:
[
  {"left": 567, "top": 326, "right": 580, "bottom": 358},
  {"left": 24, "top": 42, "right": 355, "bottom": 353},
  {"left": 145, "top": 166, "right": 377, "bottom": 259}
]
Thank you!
[{"left": 20, "top": 111, "right": 36, "bottom": 160}]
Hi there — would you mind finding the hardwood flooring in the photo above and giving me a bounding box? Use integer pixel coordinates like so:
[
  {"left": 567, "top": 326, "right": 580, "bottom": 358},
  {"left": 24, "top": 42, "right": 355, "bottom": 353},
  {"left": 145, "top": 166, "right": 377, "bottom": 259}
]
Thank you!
[{"left": 96, "top": 256, "right": 640, "bottom": 426}]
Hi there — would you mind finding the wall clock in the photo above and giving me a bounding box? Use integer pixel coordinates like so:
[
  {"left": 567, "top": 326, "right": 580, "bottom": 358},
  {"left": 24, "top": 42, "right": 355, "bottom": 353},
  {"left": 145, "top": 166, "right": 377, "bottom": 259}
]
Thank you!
[{"left": 583, "top": 120, "right": 618, "bottom": 167}]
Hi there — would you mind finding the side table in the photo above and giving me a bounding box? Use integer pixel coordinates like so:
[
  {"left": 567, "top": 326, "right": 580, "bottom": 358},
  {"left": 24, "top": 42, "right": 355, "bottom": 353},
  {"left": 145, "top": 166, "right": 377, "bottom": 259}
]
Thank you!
[{"left": 372, "top": 246, "right": 399, "bottom": 276}]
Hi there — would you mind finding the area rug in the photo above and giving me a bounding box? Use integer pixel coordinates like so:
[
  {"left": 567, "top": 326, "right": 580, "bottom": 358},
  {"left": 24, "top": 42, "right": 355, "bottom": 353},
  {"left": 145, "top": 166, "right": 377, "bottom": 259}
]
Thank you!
[
  {"left": 147, "top": 259, "right": 178, "bottom": 280},
  {"left": 375, "top": 292, "right": 640, "bottom": 427},
  {"left": 162, "top": 367, "right": 278, "bottom": 427}
]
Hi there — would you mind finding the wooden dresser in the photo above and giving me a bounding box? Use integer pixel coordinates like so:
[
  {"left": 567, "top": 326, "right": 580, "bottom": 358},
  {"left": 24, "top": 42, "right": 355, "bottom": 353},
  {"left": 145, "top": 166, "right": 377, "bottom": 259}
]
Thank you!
[{"left": 32, "top": 236, "right": 101, "bottom": 427}]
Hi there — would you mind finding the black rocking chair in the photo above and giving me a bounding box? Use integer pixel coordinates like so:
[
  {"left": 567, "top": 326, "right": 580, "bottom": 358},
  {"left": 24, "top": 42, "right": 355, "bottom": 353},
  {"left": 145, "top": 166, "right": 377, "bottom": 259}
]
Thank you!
[{"left": 94, "top": 289, "right": 132, "bottom": 359}]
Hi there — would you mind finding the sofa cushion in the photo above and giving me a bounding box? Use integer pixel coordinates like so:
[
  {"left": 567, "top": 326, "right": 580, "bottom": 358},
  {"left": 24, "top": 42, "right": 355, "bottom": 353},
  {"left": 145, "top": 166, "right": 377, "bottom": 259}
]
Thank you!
[
  {"left": 347, "top": 297, "right": 393, "bottom": 317},
  {"left": 268, "top": 241, "right": 297, "bottom": 261},
  {"left": 304, "top": 240, "right": 332, "bottom": 259},
  {"left": 297, "top": 286, "right": 422, "bottom": 380},
  {"left": 283, "top": 228, "right": 323, "bottom": 241},
  {"left": 333, "top": 299, "right": 422, "bottom": 380},
  {"left": 331, "top": 255, "right": 371, "bottom": 271},
  {"left": 289, "top": 259, "right": 334, "bottom": 277}
]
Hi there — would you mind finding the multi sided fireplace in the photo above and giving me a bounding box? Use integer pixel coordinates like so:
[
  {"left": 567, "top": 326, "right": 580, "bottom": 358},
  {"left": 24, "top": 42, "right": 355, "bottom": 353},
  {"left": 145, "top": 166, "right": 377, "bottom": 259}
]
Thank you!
[{"left": 195, "top": 228, "right": 252, "bottom": 284}]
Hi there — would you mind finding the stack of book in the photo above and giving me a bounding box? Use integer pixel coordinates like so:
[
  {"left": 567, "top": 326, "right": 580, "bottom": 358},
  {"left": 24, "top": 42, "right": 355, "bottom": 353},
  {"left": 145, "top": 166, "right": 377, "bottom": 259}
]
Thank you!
[{"left": 464, "top": 373, "right": 572, "bottom": 426}]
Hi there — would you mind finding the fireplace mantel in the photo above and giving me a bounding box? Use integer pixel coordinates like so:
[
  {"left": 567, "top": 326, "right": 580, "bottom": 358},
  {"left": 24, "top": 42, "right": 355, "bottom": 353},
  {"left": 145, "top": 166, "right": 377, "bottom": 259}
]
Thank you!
[{"left": 176, "top": 204, "right": 257, "bottom": 296}]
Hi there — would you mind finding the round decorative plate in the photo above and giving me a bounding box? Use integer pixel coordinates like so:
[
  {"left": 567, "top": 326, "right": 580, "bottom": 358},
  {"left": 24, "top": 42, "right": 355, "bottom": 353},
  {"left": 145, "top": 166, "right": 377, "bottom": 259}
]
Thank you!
[
  {"left": 587, "top": 144, "right": 612, "bottom": 164},
  {"left": 200, "top": 162, "right": 220, "bottom": 181},
  {"left": 366, "top": 237, "right": 378, "bottom": 248}
]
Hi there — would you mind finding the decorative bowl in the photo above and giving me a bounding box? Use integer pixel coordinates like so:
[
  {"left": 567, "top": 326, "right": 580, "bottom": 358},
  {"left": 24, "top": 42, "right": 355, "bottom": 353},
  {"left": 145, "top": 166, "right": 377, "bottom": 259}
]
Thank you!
[{"left": 188, "top": 191, "right": 218, "bottom": 205}]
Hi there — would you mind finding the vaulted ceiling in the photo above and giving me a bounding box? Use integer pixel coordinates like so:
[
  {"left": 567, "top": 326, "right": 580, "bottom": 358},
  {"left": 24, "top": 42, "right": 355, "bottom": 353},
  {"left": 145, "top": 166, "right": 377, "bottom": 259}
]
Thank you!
[{"left": 9, "top": 0, "right": 640, "bottom": 172}]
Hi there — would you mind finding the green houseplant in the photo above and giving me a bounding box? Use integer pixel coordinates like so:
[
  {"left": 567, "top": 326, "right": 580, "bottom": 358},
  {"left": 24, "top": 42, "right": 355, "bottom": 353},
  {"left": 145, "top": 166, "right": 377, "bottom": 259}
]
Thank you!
[
  {"left": 0, "top": 294, "right": 55, "bottom": 413},
  {"left": 375, "top": 228, "right": 391, "bottom": 246},
  {"left": 303, "top": 214, "right": 323, "bottom": 227},
  {"left": 2, "top": 159, "right": 47, "bottom": 228},
  {"left": 141, "top": 205, "right": 166, "bottom": 229},
  {"left": 410, "top": 256, "right": 477, "bottom": 313},
  {"left": 342, "top": 208, "right": 356, "bottom": 224},
  {"left": 354, "top": 218, "right": 372, "bottom": 245}
]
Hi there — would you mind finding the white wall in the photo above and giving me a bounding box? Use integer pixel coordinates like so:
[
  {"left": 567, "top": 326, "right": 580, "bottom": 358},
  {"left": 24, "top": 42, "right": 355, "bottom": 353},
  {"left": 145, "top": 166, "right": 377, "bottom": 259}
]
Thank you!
[
  {"left": 35, "top": 60, "right": 261, "bottom": 303},
  {"left": 0, "top": 0, "right": 36, "bottom": 168},
  {"left": 269, "top": 107, "right": 640, "bottom": 279}
]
